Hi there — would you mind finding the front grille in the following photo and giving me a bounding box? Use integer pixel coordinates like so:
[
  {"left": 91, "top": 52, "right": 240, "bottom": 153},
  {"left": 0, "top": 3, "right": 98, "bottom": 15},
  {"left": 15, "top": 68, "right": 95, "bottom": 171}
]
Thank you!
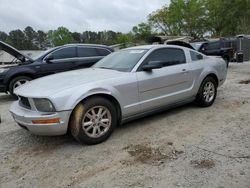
[{"left": 19, "top": 96, "right": 31, "bottom": 109}]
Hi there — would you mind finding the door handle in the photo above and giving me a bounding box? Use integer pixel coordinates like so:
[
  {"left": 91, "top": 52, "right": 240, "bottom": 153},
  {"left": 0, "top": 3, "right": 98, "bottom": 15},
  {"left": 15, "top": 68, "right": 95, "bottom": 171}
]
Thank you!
[{"left": 182, "top": 69, "right": 189, "bottom": 73}]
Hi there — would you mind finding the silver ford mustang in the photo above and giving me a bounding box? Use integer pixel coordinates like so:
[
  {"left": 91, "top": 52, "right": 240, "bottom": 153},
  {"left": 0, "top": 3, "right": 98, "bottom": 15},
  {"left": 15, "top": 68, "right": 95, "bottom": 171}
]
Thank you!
[{"left": 9, "top": 45, "right": 227, "bottom": 145}]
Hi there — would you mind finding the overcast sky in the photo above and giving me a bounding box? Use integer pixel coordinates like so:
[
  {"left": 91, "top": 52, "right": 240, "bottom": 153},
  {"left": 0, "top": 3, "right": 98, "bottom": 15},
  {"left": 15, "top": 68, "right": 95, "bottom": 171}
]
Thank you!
[{"left": 0, "top": 0, "right": 169, "bottom": 33}]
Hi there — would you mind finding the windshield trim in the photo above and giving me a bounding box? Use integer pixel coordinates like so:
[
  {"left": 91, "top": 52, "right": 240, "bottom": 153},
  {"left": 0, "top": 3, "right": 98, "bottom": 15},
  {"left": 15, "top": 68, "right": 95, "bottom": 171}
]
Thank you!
[{"left": 93, "top": 48, "right": 149, "bottom": 72}]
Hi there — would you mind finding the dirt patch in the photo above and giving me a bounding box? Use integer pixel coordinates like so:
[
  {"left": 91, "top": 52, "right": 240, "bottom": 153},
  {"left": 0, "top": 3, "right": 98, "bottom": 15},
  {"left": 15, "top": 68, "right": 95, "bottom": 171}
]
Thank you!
[
  {"left": 190, "top": 159, "right": 215, "bottom": 169},
  {"left": 239, "top": 79, "right": 250, "bottom": 84},
  {"left": 125, "top": 144, "right": 181, "bottom": 165}
]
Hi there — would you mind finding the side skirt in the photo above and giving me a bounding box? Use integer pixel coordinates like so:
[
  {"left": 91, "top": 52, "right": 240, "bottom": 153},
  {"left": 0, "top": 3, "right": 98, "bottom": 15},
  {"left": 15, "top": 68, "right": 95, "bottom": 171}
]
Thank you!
[{"left": 121, "top": 97, "right": 195, "bottom": 124}]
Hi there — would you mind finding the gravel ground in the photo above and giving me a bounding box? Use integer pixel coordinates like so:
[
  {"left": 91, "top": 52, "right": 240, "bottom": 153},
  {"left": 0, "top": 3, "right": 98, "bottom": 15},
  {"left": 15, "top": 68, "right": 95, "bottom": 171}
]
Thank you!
[{"left": 0, "top": 63, "right": 250, "bottom": 188}]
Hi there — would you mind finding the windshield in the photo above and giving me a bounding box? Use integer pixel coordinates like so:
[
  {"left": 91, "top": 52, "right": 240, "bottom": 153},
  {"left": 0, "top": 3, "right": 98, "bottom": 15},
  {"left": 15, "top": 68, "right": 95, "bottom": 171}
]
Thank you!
[
  {"left": 33, "top": 47, "right": 57, "bottom": 60},
  {"left": 93, "top": 49, "right": 148, "bottom": 72}
]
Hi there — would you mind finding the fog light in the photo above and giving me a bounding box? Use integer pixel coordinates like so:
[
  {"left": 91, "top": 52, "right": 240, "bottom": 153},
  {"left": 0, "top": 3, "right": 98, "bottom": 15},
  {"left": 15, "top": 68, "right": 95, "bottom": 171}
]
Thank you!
[{"left": 32, "top": 118, "right": 60, "bottom": 124}]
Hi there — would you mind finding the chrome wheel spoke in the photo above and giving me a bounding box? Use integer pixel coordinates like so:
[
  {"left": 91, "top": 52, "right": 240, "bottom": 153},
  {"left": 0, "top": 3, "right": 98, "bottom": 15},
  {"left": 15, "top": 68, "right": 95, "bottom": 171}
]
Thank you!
[
  {"left": 85, "top": 125, "right": 93, "bottom": 132},
  {"left": 82, "top": 106, "right": 112, "bottom": 138},
  {"left": 92, "top": 127, "right": 97, "bottom": 136},
  {"left": 91, "top": 109, "right": 96, "bottom": 116},
  {"left": 100, "top": 122, "right": 108, "bottom": 128},
  {"left": 14, "top": 79, "right": 29, "bottom": 89},
  {"left": 97, "top": 107, "right": 103, "bottom": 116},
  {"left": 101, "top": 118, "right": 109, "bottom": 123},
  {"left": 86, "top": 112, "right": 93, "bottom": 119},
  {"left": 83, "top": 121, "right": 93, "bottom": 127},
  {"left": 203, "top": 81, "right": 215, "bottom": 102}
]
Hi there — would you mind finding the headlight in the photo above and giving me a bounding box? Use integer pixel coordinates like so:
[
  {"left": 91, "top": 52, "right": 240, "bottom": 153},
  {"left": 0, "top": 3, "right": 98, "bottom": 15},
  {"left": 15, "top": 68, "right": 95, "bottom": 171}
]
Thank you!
[
  {"left": 33, "top": 98, "right": 56, "bottom": 112},
  {"left": 0, "top": 68, "right": 9, "bottom": 73}
]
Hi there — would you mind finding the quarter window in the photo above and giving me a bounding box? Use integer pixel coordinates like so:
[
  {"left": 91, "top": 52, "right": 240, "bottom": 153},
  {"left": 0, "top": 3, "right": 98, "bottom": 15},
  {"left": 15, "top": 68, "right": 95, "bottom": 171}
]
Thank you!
[
  {"left": 51, "top": 47, "right": 76, "bottom": 60},
  {"left": 97, "top": 48, "right": 111, "bottom": 56},
  {"left": 77, "top": 47, "right": 99, "bottom": 57},
  {"left": 190, "top": 51, "right": 203, "bottom": 61},
  {"left": 143, "top": 48, "right": 186, "bottom": 68}
]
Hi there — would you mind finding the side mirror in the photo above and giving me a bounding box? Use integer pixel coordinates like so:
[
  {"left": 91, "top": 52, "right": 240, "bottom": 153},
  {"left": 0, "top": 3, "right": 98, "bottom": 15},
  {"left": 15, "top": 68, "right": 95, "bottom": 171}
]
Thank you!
[
  {"left": 44, "top": 54, "right": 54, "bottom": 63},
  {"left": 142, "top": 61, "right": 163, "bottom": 71},
  {"left": 197, "top": 54, "right": 203, "bottom": 60}
]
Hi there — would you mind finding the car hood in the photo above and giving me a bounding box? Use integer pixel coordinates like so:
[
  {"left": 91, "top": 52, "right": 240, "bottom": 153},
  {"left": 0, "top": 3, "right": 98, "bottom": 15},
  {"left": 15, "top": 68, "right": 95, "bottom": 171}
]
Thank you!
[
  {"left": 0, "top": 41, "right": 33, "bottom": 62},
  {"left": 15, "top": 68, "right": 127, "bottom": 97}
]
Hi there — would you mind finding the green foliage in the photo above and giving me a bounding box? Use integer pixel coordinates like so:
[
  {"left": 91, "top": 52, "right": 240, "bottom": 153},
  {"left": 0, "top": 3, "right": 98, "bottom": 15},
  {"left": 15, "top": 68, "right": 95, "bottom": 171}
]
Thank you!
[
  {"left": 132, "top": 22, "right": 153, "bottom": 43},
  {"left": 205, "top": 0, "right": 250, "bottom": 37},
  {"left": 149, "top": 0, "right": 250, "bottom": 39},
  {"left": 149, "top": 0, "right": 208, "bottom": 39},
  {"left": 47, "top": 27, "right": 74, "bottom": 46}
]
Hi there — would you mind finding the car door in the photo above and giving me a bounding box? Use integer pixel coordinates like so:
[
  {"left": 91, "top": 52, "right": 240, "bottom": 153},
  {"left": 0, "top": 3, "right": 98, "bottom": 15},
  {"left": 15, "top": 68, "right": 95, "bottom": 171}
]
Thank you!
[
  {"left": 136, "top": 48, "right": 193, "bottom": 112},
  {"left": 72, "top": 46, "right": 110, "bottom": 69},
  {"left": 37, "top": 46, "right": 77, "bottom": 76},
  {"left": 202, "top": 41, "right": 221, "bottom": 56}
]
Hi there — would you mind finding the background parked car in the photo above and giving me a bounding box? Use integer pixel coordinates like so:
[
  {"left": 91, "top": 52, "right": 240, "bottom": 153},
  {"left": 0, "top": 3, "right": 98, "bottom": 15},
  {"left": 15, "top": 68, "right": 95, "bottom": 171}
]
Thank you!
[
  {"left": 0, "top": 41, "right": 114, "bottom": 96},
  {"left": 192, "top": 40, "right": 235, "bottom": 67}
]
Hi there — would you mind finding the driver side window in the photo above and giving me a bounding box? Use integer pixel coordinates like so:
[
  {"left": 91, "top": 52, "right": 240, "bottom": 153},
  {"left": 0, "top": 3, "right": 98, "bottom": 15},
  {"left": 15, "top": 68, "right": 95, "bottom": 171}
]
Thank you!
[
  {"left": 50, "top": 47, "right": 76, "bottom": 60},
  {"left": 142, "top": 48, "right": 186, "bottom": 69}
]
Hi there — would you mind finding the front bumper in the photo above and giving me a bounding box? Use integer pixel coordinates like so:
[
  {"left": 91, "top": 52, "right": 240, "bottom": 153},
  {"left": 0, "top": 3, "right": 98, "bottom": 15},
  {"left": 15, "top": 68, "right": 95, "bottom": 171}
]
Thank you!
[{"left": 9, "top": 101, "right": 72, "bottom": 136}]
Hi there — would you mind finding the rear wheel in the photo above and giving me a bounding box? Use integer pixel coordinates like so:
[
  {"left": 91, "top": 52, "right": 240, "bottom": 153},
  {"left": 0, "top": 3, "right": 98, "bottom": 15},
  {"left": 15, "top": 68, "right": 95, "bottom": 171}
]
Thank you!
[
  {"left": 195, "top": 77, "right": 217, "bottom": 107},
  {"left": 69, "top": 97, "right": 117, "bottom": 145},
  {"left": 222, "top": 55, "right": 229, "bottom": 67},
  {"left": 9, "top": 76, "right": 32, "bottom": 97}
]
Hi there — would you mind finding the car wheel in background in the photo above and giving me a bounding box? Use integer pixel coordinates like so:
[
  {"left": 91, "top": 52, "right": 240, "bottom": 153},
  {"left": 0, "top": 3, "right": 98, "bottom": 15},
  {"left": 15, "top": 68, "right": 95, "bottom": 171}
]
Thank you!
[
  {"left": 9, "top": 76, "right": 32, "bottom": 97},
  {"left": 69, "top": 97, "right": 117, "bottom": 145},
  {"left": 222, "top": 55, "right": 229, "bottom": 67},
  {"left": 195, "top": 77, "right": 217, "bottom": 107}
]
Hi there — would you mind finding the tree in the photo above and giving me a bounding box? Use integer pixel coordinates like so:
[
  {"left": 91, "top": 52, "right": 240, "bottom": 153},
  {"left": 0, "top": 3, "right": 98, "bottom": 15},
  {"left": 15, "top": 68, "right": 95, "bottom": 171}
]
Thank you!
[
  {"left": 36, "top": 30, "right": 50, "bottom": 50},
  {"left": 71, "top": 32, "right": 82, "bottom": 43},
  {"left": 6, "top": 29, "right": 26, "bottom": 50},
  {"left": 24, "top": 26, "right": 38, "bottom": 50},
  {"left": 132, "top": 22, "right": 153, "bottom": 43},
  {"left": 48, "top": 27, "right": 74, "bottom": 46},
  {"left": 149, "top": 0, "right": 208, "bottom": 39},
  {"left": 205, "top": 0, "right": 250, "bottom": 37},
  {"left": 0, "top": 31, "right": 8, "bottom": 42}
]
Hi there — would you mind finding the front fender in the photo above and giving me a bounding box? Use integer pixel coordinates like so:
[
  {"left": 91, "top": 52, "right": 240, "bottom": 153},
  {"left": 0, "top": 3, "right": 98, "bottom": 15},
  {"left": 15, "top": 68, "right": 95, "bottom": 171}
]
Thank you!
[
  {"left": 5, "top": 67, "right": 36, "bottom": 84},
  {"left": 51, "top": 85, "right": 122, "bottom": 112}
]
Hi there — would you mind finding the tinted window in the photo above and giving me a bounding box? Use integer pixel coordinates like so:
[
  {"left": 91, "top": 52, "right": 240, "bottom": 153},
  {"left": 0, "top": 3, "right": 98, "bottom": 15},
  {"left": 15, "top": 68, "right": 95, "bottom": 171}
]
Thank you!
[
  {"left": 144, "top": 48, "right": 186, "bottom": 67},
  {"left": 205, "top": 42, "right": 220, "bottom": 50},
  {"left": 97, "top": 48, "right": 111, "bottom": 56},
  {"left": 77, "top": 47, "right": 99, "bottom": 57},
  {"left": 52, "top": 47, "right": 76, "bottom": 59},
  {"left": 190, "top": 51, "right": 203, "bottom": 61}
]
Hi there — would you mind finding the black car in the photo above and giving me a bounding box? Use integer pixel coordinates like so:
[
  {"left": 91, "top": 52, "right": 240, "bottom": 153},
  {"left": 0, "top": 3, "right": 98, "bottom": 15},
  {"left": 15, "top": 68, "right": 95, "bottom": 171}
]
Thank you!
[
  {"left": 192, "top": 40, "right": 235, "bottom": 67},
  {"left": 0, "top": 41, "right": 114, "bottom": 96}
]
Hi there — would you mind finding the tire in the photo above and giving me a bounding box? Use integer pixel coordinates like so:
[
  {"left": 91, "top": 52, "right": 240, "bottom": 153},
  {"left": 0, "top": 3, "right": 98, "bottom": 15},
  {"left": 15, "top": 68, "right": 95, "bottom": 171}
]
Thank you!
[
  {"left": 9, "top": 76, "right": 32, "bottom": 97},
  {"left": 222, "top": 56, "right": 229, "bottom": 67},
  {"left": 69, "top": 97, "right": 117, "bottom": 145},
  {"left": 195, "top": 77, "right": 217, "bottom": 107}
]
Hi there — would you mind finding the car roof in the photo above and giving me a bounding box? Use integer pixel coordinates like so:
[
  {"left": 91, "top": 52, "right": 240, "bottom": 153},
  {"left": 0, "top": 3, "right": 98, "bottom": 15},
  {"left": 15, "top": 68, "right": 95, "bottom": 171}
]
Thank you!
[
  {"left": 126, "top": 44, "right": 188, "bottom": 50},
  {"left": 63, "top": 43, "right": 112, "bottom": 49}
]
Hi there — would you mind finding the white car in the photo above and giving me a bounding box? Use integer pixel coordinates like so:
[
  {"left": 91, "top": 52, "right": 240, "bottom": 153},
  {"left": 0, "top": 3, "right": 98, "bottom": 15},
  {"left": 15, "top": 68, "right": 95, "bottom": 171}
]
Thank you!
[{"left": 10, "top": 45, "right": 227, "bottom": 145}]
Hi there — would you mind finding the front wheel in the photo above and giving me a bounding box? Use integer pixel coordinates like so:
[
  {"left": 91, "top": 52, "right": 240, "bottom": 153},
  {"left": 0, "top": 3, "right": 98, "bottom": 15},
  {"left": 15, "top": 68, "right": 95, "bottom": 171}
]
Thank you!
[
  {"left": 9, "top": 76, "right": 32, "bottom": 97},
  {"left": 195, "top": 77, "right": 217, "bottom": 107},
  {"left": 69, "top": 97, "right": 117, "bottom": 145}
]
